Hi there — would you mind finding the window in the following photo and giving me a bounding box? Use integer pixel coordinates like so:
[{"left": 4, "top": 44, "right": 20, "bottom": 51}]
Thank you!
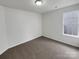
[{"left": 63, "top": 11, "right": 79, "bottom": 37}]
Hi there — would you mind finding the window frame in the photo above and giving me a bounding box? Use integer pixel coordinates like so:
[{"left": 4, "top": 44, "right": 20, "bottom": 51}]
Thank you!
[{"left": 63, "top": 11, "right": 79, "bottom": 38}]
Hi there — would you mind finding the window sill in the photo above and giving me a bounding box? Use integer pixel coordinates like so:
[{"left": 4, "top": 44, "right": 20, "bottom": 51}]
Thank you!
[{"left": 63, "top": 34, "right": 79, "bottom": 38}]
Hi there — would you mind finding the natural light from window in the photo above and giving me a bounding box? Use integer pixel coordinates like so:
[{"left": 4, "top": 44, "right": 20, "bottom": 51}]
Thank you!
[{"left": 63, "top": 11, "right": 79, "bottom": 37}]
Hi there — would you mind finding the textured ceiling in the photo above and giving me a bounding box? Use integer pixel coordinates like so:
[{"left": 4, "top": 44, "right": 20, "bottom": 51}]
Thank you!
[{"left": 0, "top": 0, "right": 79, "bottom": 13}]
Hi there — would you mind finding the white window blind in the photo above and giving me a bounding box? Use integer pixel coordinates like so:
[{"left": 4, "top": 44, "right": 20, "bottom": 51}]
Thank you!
[{"left": 63, "top": 11, "right": 79, "bottom": 37}]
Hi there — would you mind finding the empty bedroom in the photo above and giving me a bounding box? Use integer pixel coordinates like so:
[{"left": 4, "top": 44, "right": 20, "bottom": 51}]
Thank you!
[{"left": 0, "top": 0, "right": 79, "bottom": 59}]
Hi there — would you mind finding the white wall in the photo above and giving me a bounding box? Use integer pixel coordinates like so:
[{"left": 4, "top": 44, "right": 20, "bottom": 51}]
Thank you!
[
  {"left": 1, "top": 3, "right": 79, "bottom": 55},
  {"left": 0, "top": 6, "right": 8, "bottom": 55},
  {"left": 0, "top": 6, "right": 42, "bottom": 54},
  {"left": 5, "top": 7, "right": 42, "bottom": 48},
  {"left": 42, "top": 4, "right": 79, "bottom": 47}
]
